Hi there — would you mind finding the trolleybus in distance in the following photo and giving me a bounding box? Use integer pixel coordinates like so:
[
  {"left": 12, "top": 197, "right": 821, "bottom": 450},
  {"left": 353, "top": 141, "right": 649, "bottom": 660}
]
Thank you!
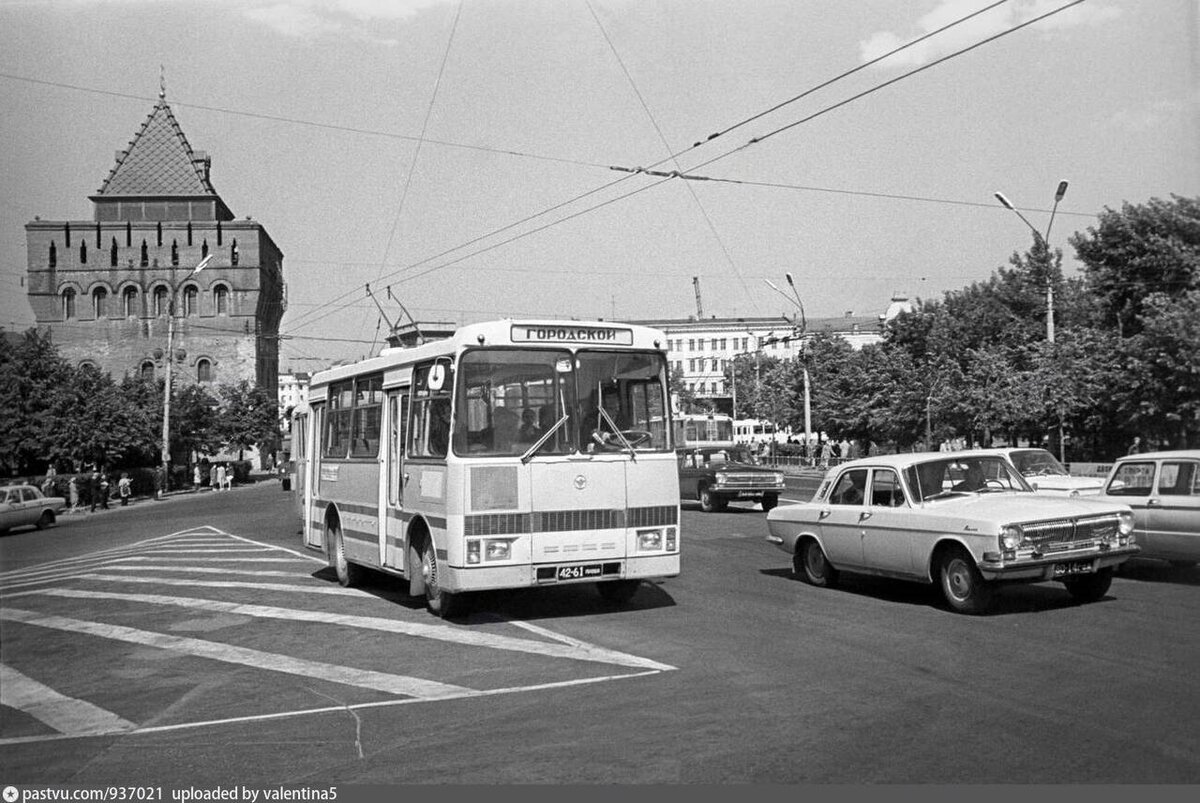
[
  {"left": 291, "top": 319, "right": 681, "bottom": 618},
  {"left": 673, "top": 412, "right": 734, "bottom": 449}
]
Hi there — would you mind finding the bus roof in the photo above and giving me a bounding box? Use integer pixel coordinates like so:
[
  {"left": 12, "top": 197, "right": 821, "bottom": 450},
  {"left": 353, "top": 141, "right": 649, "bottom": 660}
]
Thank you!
[{"left": 309, "top": 319, "right": 668, "bottom": 389}]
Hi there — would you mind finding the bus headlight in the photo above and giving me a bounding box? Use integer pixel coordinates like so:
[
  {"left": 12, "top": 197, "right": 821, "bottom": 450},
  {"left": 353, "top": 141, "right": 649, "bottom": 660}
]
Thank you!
[
  {"left": 999, "top": 524, "right": 1024, "bottom": 551},
  {"left": 485, "top": 538, "right": 512, "bottom": 561},
  {"left": 637, "top": 528, "right": 663, "bottom": 551},
  {"left": 666, "top": 526, "right": 677, "bottom": 551},
  {"left": 467, "top": 540, "right": 481, "bottom": 564}
]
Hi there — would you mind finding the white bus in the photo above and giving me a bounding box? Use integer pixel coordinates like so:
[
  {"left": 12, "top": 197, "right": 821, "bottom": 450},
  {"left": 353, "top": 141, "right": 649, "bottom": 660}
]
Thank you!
[
  {"left": 733, "top": 419, "right": 778, "bottom": 446},
  {"left": 291, "top": 319, "right": 681, "bottom": 618},
  {"left": 673, "top": 413, "right": 734, "bottom": 448}
]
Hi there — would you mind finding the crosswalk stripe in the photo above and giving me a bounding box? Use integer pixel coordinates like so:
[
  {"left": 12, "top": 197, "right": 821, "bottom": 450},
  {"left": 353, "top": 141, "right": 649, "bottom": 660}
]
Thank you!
[
  {"left": 27, "top": 588, "right": 677, "bottom": 671},
  {"left": 0, "top": 663, "right": 137, "bottom": 736},
  {"left": 1, "top": 608, "right": 475, "bottom": 699}
]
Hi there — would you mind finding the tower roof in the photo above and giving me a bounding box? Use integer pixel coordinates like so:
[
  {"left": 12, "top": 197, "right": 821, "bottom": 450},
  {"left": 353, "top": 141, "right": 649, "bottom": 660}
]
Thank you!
[{"left": 93, "top": 96, "right": 219, "bottom": 198}]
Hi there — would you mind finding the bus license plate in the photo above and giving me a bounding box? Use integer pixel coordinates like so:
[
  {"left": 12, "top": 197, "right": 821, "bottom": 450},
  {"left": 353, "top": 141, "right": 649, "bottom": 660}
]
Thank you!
[
  {"left": 557, "top": 563, "right": 602, "bottom": 581},
  {"left": 1053, "top": 560, "right": 1095, "bottom": 577}
]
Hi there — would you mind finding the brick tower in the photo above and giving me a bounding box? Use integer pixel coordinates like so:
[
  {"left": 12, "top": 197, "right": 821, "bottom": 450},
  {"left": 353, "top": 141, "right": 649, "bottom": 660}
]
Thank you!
[{"left": 24, "top": 87, "right": 284, "bottom": 398}]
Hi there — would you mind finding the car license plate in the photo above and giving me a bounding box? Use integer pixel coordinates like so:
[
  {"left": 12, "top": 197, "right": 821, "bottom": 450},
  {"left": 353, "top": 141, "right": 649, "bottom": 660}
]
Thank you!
[
  {"left": 1053, "top": 560, "right": 1095, "bottom": 577},
  {"left": 556, "top": 563, "right": 603, "bottom": 581}
]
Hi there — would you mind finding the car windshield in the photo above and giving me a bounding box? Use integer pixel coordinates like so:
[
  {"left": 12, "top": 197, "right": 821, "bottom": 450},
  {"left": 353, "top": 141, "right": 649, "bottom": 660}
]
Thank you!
[
  {"left": 694, "top": 447, "right": 758, "bottom": 466},
  {"left": 1010, "top": 449, "right": 1068, "bottom": 476},
  {"left": 904, "top": 455, "right": 1032, "bottom": 501}
]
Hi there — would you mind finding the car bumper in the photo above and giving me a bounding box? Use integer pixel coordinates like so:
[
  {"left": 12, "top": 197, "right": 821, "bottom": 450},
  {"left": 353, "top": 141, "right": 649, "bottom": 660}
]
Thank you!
[{"left": 979, "top": 544, "right": 1139, "bottom": 581}]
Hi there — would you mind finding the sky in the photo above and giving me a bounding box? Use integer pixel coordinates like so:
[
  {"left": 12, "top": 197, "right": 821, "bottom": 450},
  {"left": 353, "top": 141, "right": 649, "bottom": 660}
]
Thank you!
[{"left": 1, "top": 0, "right": 1197, "bottom": 372}]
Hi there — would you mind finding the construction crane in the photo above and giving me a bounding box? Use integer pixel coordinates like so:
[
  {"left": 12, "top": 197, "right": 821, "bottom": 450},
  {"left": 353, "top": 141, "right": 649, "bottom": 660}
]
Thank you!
[{"left": 692, "top": 276, "right": 704, "bottom": 318}]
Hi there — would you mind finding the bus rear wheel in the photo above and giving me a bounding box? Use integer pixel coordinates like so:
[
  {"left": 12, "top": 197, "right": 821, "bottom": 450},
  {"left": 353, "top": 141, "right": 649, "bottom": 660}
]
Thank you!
[
  {"left": 421, "top": 539, "right": 463, "bottom": 619},
  {"left": 328, "top": 524, "right": 362, "bottom": 588}
]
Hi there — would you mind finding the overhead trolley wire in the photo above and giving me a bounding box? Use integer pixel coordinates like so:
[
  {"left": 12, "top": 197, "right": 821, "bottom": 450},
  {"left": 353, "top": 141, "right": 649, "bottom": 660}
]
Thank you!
[
  {"left": 283, "top": 0, "right": 1085, "bottom": 337},
  {"left": 282, "top": 0, "right": 1017, "bottom": 336}
]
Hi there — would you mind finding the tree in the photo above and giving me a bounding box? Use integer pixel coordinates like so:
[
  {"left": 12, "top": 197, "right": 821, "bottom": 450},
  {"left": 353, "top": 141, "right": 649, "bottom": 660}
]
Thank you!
[
  {"left": 173, "top": 383, "right": 223, "bottom": 462},
  {"left": 0, "top": 328, "right": 73, "bottom": 474},
  {"left": 50, "top": 365, "right": 157, "bottom": 470},
  {"left": 215, "top": 380, "right": 280, "bottom": 460}
]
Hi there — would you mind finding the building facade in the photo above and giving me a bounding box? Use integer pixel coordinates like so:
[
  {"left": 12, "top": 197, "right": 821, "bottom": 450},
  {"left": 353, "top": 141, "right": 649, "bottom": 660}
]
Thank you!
[
  {"left": 24, "top": 91, "right": 284, "bottom": 398},
  {"left": 629, "top": 296, "right": 913, "bottom": 404}
]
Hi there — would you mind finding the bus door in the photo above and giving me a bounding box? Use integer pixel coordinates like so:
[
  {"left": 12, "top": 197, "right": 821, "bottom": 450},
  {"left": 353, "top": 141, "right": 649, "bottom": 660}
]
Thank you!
[
  {"left": 291, "top": 407, "right": 308, "bottom": 525},
  {"left": 382, "top": 389, "right": 409, "bottom": 570},
  {"left": 303, "top": 404, "right": 324, "bottom": 551}
]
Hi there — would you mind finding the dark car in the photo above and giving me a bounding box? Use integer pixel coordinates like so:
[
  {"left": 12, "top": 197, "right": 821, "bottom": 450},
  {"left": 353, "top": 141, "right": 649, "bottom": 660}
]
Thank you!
[{"left": 677, "top": 445, "right": 785, "bottom": 512}]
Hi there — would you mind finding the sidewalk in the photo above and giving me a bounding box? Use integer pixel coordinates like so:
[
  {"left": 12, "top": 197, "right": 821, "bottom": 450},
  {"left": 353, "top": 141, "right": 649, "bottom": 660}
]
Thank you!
[{"left": 61, "top": 474, "right": 283, "bottom": 517}]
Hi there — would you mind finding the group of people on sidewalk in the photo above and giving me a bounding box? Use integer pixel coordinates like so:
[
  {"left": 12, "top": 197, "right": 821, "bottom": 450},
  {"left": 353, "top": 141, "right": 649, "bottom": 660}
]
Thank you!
[{"left": 194, "top": 463, "right": 234, "bottom": 491}]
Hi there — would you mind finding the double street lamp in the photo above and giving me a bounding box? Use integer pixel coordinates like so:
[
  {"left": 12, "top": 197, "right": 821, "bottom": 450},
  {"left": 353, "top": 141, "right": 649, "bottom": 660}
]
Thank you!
[
  {"left": 160, "top": 254, "right": 212, "bottom": 493},
  {"left": 994, "top": 180, "right": 1069, "bottom": 462}
]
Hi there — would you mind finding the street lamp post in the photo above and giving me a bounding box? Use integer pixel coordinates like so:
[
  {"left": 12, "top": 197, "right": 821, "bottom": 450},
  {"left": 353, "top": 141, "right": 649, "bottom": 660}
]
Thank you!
[
  {"left": 160, "top": 254, "right": 212, "bottom": 494},
  {"left": 994, "top": 180, "right": 1069, "bottom": 462},
  {"left": 764, "top": 273, "right": 813, "bottom": 449}
]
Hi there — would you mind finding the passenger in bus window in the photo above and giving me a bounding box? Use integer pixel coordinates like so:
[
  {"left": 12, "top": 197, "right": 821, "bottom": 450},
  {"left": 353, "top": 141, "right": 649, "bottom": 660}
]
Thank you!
[
  {"left": 493, "top": 407, "right": 519, "bottom": 452},
  {"left": 428, "top": 399, "right": 452, "bottom": 456},
  {"left": 518, "top": 408, "right": 542, "bottom": 442}
]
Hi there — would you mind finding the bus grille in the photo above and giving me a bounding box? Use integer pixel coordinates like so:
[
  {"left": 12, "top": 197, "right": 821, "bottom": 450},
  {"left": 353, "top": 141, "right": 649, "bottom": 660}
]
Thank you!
[{"left": 463, "top": 505, "right": 677, "bottom": 535}]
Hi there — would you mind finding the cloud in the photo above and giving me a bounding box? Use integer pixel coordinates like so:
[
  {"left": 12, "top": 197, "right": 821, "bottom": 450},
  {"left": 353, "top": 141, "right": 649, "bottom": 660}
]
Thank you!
[
  {"left": 860, "top": 0, "right": 1121, "bottom": 68},
  {"left": 240, "top": 0, "right": 458, "bottom": 40}
]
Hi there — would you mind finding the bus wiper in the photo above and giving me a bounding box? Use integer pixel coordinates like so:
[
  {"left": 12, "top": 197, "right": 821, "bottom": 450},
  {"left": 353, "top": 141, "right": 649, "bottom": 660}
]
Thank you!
[
  {"left": 597, "top": 406, "right": 636, "bottom": 460},
  {"left": 521, "top": 413, "right": 569, "bottom": 464}
]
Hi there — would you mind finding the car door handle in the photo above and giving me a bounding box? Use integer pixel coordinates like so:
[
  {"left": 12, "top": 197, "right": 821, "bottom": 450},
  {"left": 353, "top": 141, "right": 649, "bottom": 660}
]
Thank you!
[
  {"left": 1147, "top": 499, "right": 1162, "bottom": 507},
  {"left": 859, "top": 512, "right": 872, "bottom": 521},
  {"left": 818, "top": 509, "right": 831, "bottom": 520}
]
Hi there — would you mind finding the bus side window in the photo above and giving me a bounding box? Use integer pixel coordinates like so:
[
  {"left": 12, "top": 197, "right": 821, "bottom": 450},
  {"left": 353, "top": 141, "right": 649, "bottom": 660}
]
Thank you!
[{"left": 409, "top": 398, "right": 450, "bottom": 458}]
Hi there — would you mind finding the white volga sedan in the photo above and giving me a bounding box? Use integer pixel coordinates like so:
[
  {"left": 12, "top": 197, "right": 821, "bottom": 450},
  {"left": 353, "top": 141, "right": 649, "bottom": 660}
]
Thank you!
[{"left": 766, "top": 452, "right": 1139, "bottom": 614}]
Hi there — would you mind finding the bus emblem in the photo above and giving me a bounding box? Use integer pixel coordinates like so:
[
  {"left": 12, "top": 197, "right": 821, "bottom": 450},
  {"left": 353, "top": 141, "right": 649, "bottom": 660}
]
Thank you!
[{"left": 574, "top": 475, "right": 588, "bottom": 490}]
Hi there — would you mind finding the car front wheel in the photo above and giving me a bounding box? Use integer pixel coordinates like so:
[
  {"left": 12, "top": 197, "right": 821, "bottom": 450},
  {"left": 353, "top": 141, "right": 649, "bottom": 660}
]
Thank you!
[
  {"left": 1064, "top": 567, "right": 1113, "bottom": 603},
  {"left": 761, "top": 493, "right": 778, "bottom": 512},
  {"left": 939, "top": 548, "right": 994, "bottom": 615},
  {"left": 698, "top": 485, "right": 727, "bottom": 513}
]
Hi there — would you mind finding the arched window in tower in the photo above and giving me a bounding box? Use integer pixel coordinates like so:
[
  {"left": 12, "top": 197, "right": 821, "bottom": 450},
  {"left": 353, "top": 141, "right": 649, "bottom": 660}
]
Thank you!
[
  {"left": 183, "top": 285, "right": 199, "bottom": 317},
  {"left": 110, "top": 238, "right": 119, "bottom": 267},
  {"left": 140, "top": 240, "right": 149, "bottom": 267},
  {"left": 230, "top": 239, "right": 239, "bottom": 266},
  {"left": 141, "top": 361, "right": 156, "bottom": 381},
  {"left": 79, "top": 242, "right": 87, "bottom": 264},
  {"left": 214, "top": 285, "right": 229, "bottom": 316},
  {"left": 171, "top": 240, "right": 179, "bottom": 266},
  {"left": 123, "top": 286, "right": 138, "bottom": 318},
  {"left": 154, "top": 286, "right": 169, "bottom": 317},
  {"left": 197, "top": 359, "right": 213, "bottom": 383},
  {"left": 48, "top": 242, "right": 57, "bottom": 268},
  {"left": 62, "top": 288, "right": 76, "bottom": 320},
  {"left": 201, "top": 239, "right": 208, "bottom": 259},
  {"left": 93, "top": 287, "right": 108, "bottom": 319}
]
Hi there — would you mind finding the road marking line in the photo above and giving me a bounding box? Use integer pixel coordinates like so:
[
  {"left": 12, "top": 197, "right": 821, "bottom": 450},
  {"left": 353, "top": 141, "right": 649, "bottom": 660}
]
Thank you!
[
  {"left": 0, "top": 662, "right": 137, "bottom": 736},
  {"left": 83, "top": 566, "right": 311, "bottom": 578},
  {"left": 0, "top": 669, "right": 663, "bottom": 745},
  {"left": 70, "top": 574, "right": 359, "bottom": 595},
  {"left": 27, "top": 588, "right": 677, "bottom": 671},
  {"left": 0, "top": 607, "right": 475, "bottom": 700}
]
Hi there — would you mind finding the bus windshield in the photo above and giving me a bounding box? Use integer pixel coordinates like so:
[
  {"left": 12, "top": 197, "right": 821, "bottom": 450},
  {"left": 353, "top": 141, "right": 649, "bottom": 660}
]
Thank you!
[{"left": 454, "top": 347, "right": 671, "bottom": 457}]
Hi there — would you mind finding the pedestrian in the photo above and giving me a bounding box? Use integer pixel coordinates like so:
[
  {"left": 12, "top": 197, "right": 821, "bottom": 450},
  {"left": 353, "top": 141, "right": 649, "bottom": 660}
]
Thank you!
[
  {"left": 193, "top": 464, "right": 202, "bottom": 492},
  {"left": 87, "top": 469, "right": 100, "bottom": 512},
  {"left": 214, "top": 464, "right": 227, "bottom": 491},
  {"left": 1127, "top": 436, "right": 1142, "bottom": 456},
  {"left": 97, "top": 471, "right": 110, "bottom": 510},
  {"left": 41, "top": 465, "right": 57, "bottom": 496},
  {"left": 68, "top": 476, "right": 79, "bottom": 511},
  {"left": 118, "top": 472, "right": 131, "bottom": 506},
  {"left": 223, "top": 467, "right": 233, "bottom": 491},
  {"left": 819, "top": 439, "right": 833, "bottom": 469}
]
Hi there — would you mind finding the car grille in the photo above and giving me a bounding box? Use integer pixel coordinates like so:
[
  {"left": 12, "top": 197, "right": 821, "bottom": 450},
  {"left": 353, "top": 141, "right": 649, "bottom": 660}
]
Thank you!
[
  {"left": 1022, "top": 515, "right": 1118, "bottom": 551},
  {"left": 720, "top": 473, "right": 778, "bottom": 488}
]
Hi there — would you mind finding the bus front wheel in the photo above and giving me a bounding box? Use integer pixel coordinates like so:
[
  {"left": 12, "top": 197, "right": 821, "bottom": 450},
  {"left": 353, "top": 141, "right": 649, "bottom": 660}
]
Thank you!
[
  {"left": 421, "top": 539, "right": 463, "bottom": 619},
  {"left": 328, "top": 524, "right": 362, "bottom": 588}
]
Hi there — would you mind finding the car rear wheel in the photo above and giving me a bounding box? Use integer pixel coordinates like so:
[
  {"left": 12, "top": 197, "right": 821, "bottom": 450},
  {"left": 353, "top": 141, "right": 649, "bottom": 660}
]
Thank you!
[
  {"left": 699, "top": 485, "right": 726, "bottom": 513},
  {"left": 35, "top": 510, "right": 54, "bottom": 530},
  {"left": 1064, "top": 567, "right": 1113, "bottom": 603},
  {"left": 794, "top": 538, "right": 838, "bottom": 588},
  {"left": 939, "top": 548, "right": 994, "bottom": 615}
]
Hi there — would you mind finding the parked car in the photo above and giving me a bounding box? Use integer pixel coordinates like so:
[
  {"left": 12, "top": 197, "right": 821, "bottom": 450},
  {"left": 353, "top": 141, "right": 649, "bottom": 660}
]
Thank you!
[
  {"left": 987, "top": 447, "right": 1104, "bottom": 496},
  {"left": 0, "top": 484, "right": 68, "bottom": 534},
  {"left": 766, "top": 451, "right": 1138, "bottom": 614},
  {"left": 677, "top": 445, "right": 785, "bottom": 512},
  {"left": 1095, "top": 450, "right": 1200, "bottom": 568}
]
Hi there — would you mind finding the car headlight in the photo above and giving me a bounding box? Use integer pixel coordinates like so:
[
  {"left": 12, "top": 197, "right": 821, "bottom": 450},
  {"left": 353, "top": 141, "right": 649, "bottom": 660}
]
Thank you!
[
  {"left": 772, "top": 472, "right": 785, "bottom": 486},
  {"left": 1000, "top": 524, "right": 1024, "bottom": 551},
  {"left": 715, "top": 473, "right": 728, "bottom": 486},
  {"left": 1117, "top": 511, "right": 1134, "bottom": 536}
]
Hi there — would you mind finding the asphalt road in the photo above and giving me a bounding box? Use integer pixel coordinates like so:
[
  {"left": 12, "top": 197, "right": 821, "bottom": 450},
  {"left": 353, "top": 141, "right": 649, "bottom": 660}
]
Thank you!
[{"left": 2, "top": 479, "right": 1199, "bottom": 784}]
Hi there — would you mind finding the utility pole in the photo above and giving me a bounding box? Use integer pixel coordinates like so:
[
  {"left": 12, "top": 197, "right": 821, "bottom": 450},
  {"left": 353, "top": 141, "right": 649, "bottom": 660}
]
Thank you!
[
  {"left": 692, "top": 276, "right": 703, "bottom": 318},
  {"left": 161, "top": 254, "right": 212, "bottom": 495}
]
